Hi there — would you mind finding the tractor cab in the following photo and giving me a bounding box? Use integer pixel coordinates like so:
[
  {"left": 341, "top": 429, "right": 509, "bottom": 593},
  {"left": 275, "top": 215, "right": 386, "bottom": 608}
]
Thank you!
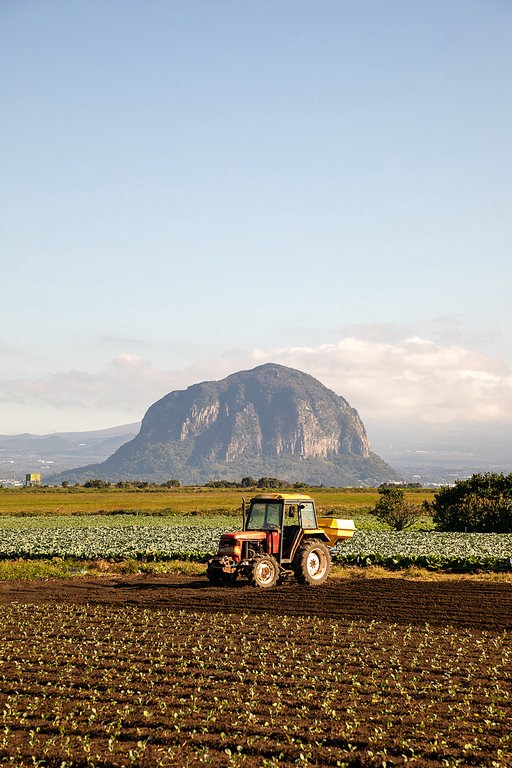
[{"left": 244, "top": 494, "right": 323, "bottom": 563}]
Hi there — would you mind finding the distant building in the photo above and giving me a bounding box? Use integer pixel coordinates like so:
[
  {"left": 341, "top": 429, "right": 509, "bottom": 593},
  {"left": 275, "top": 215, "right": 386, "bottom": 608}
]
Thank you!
[{"left": 26, "top": 473, "right": 41, "bottom": 487}]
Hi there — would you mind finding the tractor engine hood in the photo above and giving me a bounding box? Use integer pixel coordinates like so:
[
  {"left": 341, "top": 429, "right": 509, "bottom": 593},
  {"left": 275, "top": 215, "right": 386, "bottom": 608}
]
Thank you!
[{"left": 221, "top": 531, "right": 267, "bottom": 542}]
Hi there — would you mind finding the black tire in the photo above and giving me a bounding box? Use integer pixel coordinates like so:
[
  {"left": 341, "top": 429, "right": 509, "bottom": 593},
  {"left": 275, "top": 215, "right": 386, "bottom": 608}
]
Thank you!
[
  {"left": 293, "top": 539, "right": 331, "bottom": 586},
  {"left": 206, "top": 564, "right": 235, "bottom": 587},
  {"left": 249, "top": 555, "right": 279, "bottom": 589}
]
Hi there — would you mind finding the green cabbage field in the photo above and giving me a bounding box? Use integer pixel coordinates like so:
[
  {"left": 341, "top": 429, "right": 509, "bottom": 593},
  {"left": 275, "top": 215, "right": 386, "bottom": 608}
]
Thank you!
[
  {"left": 0, "top": 519, "right": 511, "bottom": 570},
  {"left": 337, "top": 530, "right": 512, "bottom": 570}
]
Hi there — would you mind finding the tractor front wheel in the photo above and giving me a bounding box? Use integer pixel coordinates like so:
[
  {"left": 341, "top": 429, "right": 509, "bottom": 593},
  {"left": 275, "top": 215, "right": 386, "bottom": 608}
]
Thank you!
[
  {"left": 249, "top": 555, "right": 279, "bottom": 589},
  {"left": 293, "top": 539, "right": 331, "bottom": 586}
]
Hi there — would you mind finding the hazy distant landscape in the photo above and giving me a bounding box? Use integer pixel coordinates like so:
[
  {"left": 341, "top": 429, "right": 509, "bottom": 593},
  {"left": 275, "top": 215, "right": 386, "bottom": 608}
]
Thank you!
[
  {"left": 3, "top": 418, "right": 512, "bottom": 487},
  {"left": 369, "top": 422, "right": 512, "bottom": 486},
  {"left": 0, "top": 424, "right": 139, "bottom": 484}
]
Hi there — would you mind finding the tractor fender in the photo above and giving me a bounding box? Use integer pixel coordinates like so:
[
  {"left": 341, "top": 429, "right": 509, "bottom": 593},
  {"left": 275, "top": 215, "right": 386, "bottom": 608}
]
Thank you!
[{"left": 286, "top": 529, "right": 330, "bottom": 563}]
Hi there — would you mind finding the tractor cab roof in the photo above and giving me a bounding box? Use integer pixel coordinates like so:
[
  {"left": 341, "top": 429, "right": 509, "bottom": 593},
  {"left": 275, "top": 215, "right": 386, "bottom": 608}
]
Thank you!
[{"left": 250, "top": 494, "right": 313, "bottom": 503}]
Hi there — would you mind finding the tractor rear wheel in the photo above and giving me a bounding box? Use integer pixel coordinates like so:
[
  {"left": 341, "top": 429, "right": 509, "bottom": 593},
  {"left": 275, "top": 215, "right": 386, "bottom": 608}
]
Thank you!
[
  {"left": 249, "top": 555, "right": 279, "bottom": 588},
  {"left": 293, "top": 539, "right": 331, "bottom": 586}
]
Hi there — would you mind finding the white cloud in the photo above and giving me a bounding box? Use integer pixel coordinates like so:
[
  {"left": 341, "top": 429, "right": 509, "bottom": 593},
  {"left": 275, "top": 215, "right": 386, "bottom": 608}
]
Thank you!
[
  {"left": 263, "top": 338, "right": 512, "bottom": 425},
  {"left": 1, "top": 336, "right": 512, "bottom": 433}
]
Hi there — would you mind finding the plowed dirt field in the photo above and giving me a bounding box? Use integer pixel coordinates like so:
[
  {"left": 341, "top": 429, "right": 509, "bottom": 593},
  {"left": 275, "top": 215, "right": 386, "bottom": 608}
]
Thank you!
[
  {"left": 0, "top": 575, "right": 511, "bottom": 767},
  {"left": 1, "top": 573, "right": 512, "bottom": 630}
]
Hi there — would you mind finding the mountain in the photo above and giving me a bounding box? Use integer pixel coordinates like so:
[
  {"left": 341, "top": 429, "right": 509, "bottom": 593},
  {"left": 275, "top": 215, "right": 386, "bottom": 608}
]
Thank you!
[{"left": 47, "top": 364, "right": 402, "bottom": 486}]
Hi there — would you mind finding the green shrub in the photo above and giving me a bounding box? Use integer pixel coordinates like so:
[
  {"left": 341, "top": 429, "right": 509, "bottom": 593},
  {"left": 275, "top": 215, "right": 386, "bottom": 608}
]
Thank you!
[
  {"left": 368, "top": 487, "right": 423, "bottom": 531},
  {"left": 431, "top": 472, "right": 512, "bottom": 532}
]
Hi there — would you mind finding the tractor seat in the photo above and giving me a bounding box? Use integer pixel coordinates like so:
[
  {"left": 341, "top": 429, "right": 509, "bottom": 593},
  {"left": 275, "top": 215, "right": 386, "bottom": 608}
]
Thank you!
[
  {"left": 282, "top": 525, "right": 301, "bottom": 558},
  {"left": 283, "top": 525, "right": 300, "bottom": 541}
]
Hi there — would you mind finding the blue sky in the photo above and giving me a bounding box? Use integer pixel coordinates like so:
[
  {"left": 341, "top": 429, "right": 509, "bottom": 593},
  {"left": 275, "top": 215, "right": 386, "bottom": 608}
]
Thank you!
[{"left": 1, "top": 0, "right": 512, "bottom": 438}]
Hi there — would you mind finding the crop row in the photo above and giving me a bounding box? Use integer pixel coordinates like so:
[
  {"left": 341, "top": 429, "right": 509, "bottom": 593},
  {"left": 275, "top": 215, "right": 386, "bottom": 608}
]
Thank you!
[
  {"left": 0, "top": 526, "right": 512, "bottom": 565},
  {"left": 0, "top": 513, "right": 427, "bottom": 532},
  {"left": 0, "top": 514, "right": 244, "bottom": 530},
  {"left": 335, "top": 531, "right": 512, "bottom": 571},
  {"left": 339, "top": 530, "right": 512, "bottom": 558}
]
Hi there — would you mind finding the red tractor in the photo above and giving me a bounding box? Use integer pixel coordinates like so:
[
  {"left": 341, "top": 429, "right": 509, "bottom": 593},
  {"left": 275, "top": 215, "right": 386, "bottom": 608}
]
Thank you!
[{"left": 206, "top": 493, "right": 355, "bottom": 589}]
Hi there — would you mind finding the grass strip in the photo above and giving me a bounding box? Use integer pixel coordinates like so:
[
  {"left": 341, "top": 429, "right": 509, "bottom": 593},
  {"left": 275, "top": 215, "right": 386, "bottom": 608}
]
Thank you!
[
  {"left": 2, "top": 558, "right": 512, "bottom": 583},
  {"left": 0, "top": 557, "right": 207, "bottom": 580}
]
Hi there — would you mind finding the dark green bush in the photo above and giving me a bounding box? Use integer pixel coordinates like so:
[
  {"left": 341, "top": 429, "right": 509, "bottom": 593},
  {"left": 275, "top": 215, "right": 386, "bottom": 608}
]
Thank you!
[
  {"left": 205, "top": 480, "right": 240, "bottom": 488},
  {"left": 83, "top": 479, "right": 110, "bottom": 489},
  {"left": 431, "top": 472, "right": 512, "bottom": 532},
  {"left": 256, "top": 476, "right": 288, "bottom": 489}
]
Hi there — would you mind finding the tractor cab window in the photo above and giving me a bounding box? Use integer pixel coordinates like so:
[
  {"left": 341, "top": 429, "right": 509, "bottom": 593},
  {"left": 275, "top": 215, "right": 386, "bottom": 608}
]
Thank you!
[
  {"left": 283, "top": 505, "right": 298, "bottom": 528},
  {"left": 246, "top": 502, "right": 282, "bottom": 531},
  {"left": 300, "top": 502, "right": 317, "bottom": 529}
]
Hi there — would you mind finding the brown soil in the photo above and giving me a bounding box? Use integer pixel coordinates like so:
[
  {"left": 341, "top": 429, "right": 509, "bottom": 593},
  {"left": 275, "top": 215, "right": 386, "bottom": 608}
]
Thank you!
[
  {"left": 0, "top": 575, "right": 511, "bottom": 767},
  {"left": 1, "top": 573, "right": 511, "bottom": 630}
]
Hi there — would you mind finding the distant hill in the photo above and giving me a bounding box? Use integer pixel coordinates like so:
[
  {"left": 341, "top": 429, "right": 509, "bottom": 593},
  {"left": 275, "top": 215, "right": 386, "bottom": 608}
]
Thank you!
[
  {"left": 48, "top": 364, "right": 402, "bottom": 486},
  {"left": 0, "top": 424, "right": 139, "bottom": 482}
]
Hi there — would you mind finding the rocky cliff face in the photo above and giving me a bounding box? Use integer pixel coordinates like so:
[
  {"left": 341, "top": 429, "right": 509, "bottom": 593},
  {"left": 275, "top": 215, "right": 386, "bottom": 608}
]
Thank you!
[
  {"left": 140, "top": 363, "right": 371, "bottom": 462},
  {"left": 53, "top": 364, "right": 402, "bottom": 486}
]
